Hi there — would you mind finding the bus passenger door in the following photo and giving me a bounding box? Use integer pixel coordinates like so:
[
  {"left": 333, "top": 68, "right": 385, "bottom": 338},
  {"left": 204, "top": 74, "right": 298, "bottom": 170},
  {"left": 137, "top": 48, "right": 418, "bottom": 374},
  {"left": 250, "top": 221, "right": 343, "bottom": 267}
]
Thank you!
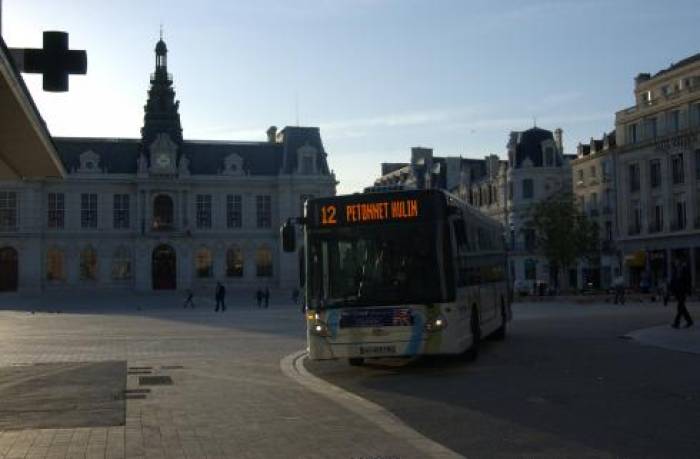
[
  {"left": 479, "top": 257, "right": 498, "bottom": 324},
  {"left": 450, "top": 217, "right": 471, "bottom": 327}
]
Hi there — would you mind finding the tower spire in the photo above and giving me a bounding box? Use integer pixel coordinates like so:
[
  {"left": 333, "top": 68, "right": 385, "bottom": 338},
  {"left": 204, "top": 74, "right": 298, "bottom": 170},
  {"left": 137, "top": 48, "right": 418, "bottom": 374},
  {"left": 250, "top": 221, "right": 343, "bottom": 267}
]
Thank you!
[{"left": 141, "top": 36, "right": 182, "bottom": 150}]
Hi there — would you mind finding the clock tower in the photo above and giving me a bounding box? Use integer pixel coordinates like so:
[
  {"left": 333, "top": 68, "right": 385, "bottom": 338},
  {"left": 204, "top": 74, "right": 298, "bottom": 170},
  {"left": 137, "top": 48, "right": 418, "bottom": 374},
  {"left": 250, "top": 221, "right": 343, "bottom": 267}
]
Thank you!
[{"left": 140, "top": 34, "right": 184, "bottom": 163}]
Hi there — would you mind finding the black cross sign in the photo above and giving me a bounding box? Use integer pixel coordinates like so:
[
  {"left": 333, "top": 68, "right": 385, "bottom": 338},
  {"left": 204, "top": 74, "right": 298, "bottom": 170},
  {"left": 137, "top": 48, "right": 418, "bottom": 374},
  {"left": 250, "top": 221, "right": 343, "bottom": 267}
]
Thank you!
[{"left": 10, "top": 31, "right": 87, "bottom": 92}]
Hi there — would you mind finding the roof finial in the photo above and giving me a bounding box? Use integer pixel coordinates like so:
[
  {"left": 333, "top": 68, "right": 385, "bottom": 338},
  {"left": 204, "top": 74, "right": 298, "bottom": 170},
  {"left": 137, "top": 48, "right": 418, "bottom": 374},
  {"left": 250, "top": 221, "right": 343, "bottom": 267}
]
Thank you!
[
  {"left": 159, "top": 23, "right": 163, "bottom": 41},
  {"left": 533, "top": 116, "right": 537, "bottom": 128}
]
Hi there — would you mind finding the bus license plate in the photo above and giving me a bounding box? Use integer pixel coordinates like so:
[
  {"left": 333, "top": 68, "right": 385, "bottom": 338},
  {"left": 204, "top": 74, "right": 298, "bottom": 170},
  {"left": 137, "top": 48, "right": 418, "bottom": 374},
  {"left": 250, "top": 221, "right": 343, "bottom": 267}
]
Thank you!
[{"left": 359, "top": 345, "right": 396, "bottom": 356}]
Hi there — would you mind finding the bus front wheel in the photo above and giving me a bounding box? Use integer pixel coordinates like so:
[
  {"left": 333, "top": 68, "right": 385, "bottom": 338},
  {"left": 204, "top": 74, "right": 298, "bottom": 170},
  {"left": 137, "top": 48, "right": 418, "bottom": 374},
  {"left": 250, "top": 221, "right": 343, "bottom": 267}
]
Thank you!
[
  {"left": 348, "top": 357, "right": 365, "bottom": 366},
  {"left": 464, "top": 306, "right": 481, "bottom": 361}
]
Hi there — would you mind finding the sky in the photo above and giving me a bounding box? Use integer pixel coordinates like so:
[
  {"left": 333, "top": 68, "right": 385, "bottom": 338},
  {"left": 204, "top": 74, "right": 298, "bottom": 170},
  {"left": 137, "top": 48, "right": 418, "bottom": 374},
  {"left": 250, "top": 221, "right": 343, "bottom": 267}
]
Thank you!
[{"left": 3, "top": 0, "right": 700, "bottom": 194}]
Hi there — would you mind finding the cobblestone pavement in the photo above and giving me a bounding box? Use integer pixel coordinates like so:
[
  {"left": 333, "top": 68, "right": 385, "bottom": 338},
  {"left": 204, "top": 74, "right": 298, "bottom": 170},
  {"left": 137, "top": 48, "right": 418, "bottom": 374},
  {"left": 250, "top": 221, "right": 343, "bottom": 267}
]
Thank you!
[{"left": 0, "top": 292, "right": 424, "bottom": 459}]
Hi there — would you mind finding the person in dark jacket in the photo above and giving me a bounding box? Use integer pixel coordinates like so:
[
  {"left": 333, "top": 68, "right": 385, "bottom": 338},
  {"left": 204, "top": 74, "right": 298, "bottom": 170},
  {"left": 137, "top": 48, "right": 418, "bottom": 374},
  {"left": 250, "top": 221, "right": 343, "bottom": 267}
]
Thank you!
[
  {"left": 215, "top": 282, "right": 226, "bottom": 312},
  {"left": 183, "top": 289, "right": 195, "bottom": 308},
  {"left": 256, "top": 289, "right": 263, "bottom": 308},
  {"left": 264, "top": 287, "right": 270, "bottom": 308},
  {"left": 670, "top": 261, "right": 693, "bottom": 328}
]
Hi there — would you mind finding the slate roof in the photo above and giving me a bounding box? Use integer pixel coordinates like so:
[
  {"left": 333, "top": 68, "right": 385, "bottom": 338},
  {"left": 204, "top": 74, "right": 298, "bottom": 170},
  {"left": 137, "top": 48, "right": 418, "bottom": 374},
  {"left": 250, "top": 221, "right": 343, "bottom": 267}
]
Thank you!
[
  {"left": 184, "top": 140, "right": 283, "bottom": 175},
  {"left": 653, "top": 53, "right": 700, "bottom": 79},
  {"left": 279, "top": 126, "right": 330, "bottom": 174},
  {"left": 53, "top": 125, "right": 330, "bottom": 177},
  {"left": 53, "top": 138, "right": 140, "bottom": 174},
  {"left": 513, "top": 127, "right": 558, "bottom": 168}
]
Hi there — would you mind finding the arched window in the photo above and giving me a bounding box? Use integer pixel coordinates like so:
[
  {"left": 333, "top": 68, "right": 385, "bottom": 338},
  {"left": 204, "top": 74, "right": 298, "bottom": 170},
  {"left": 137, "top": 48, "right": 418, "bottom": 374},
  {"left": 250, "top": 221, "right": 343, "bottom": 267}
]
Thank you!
[
  {"left": 153, "top": 194, "right": 174, "bottom": 230},
  {"left": 256, "top": 246, "right": 273, "bottom": 277},
  {"left": 80, "top": 246, "right": 98, "bottom": 281},
  {"left": 226, "top": 247, "right": 243, "bottom": 278},
  {"left": 195, "top": 247, "right": 213, "bottom": 278},
  {"left": 46, "top": 248, "right": 65, "bottom": 281},
  {"left": 111, "top": 246, "right": 132, "bottom": 280}
]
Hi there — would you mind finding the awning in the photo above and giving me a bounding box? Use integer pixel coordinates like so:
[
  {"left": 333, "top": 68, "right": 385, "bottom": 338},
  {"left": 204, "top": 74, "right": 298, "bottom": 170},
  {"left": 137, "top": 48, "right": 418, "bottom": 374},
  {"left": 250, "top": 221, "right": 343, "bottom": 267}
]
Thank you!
[
  {"left": 624, "top": 251, "right": 646, "bottom": 268},
  {"left": 0, "top": 38, "right": 65, "bottom": 179}
]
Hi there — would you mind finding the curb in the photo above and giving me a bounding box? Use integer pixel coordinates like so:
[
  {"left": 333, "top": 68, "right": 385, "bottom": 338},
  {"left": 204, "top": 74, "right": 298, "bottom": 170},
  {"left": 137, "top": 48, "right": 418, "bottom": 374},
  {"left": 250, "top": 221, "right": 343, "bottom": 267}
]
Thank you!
[{"left": 280, "top": 350, "right": 465, "bottom": 459}]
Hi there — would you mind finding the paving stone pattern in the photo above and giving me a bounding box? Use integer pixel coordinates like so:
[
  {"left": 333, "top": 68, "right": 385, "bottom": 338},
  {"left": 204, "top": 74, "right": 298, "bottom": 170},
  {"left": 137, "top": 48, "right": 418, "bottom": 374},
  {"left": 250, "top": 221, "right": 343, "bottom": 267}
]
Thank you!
[{"left": 0, "top": 293, "right": 423, "bottom": 459}]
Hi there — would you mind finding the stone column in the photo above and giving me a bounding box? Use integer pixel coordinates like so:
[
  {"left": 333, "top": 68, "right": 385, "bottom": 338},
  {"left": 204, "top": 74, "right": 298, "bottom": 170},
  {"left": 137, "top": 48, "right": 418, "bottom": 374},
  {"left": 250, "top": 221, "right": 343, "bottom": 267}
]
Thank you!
[{"left": 134, "top": 241, "right": 151, "bottom": 292}]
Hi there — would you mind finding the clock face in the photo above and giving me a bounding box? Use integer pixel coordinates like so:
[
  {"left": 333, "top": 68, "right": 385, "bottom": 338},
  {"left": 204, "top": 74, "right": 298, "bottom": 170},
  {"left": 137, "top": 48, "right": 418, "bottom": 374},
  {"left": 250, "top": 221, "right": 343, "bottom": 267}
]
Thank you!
[{"left": 156, "top": 153, "right": 171, "bottom": 168}]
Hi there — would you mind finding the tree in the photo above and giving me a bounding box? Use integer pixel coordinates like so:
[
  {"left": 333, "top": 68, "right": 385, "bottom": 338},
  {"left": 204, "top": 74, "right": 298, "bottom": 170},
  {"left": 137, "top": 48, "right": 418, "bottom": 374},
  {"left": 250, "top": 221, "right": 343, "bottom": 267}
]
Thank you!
[{"left": 525, "top": 193, "right": 599, "bottom": 290}]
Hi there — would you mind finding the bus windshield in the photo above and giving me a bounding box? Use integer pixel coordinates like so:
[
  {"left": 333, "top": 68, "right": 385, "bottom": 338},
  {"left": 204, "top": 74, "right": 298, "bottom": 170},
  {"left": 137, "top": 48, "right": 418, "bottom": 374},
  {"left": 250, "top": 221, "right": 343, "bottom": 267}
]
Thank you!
[{"left": 307, "top": 222, "right": 450, "bottom": 309}]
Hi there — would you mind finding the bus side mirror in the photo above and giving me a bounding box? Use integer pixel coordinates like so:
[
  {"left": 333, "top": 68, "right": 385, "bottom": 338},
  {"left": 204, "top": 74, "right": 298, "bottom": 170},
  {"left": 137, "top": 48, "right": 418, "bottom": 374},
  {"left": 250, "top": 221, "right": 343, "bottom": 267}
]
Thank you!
[{"left": 281, "top": 220, "right": 296, "bottom": 252}]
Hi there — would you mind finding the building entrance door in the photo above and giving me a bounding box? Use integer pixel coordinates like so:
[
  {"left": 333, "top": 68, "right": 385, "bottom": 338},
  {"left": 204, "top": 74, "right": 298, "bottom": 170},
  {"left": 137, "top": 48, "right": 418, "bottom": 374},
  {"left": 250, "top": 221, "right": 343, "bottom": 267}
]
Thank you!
[
  {"left": 152, "top": 245, "right": 176, "bottom": 290},
  {"left": 0, "top": 247, "right": 18, "bottom": 292}
]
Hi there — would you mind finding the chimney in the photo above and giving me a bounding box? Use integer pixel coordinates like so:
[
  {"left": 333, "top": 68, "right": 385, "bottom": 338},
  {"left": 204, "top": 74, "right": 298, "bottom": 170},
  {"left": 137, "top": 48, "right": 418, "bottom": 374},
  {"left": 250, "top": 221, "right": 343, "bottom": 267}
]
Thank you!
[
  {"left": 635, "top": 73, "right": 651, "bottom": 87},
  {"left": 266, "top": 126, "right": 277, "bottom": 143},
  {"left": 554, "top": 128, "right": 563, "bottom": 153}
]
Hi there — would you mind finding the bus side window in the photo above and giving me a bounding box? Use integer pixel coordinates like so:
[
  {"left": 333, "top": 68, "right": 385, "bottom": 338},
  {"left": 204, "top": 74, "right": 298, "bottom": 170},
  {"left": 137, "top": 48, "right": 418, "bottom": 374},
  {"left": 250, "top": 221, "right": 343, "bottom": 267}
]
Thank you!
[
  {"left": 452, "top": 219, "right": 469, "bottom": 286},
  {"left": 452, "top": 219, "right": 468, "bottom": 252}
]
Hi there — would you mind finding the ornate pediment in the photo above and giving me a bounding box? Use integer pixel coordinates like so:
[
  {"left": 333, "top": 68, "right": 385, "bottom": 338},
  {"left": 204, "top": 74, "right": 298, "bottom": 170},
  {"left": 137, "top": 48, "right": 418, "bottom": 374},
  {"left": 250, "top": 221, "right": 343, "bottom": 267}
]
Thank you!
[
  {"left": 77, "top": 150, "right": 101, "bottom": 173},
  {"left": 149, "top": 133, "right": 178, "bottom": 174},
  {"left": 222, "top": 153, "right": 244, "bottom": 176}
]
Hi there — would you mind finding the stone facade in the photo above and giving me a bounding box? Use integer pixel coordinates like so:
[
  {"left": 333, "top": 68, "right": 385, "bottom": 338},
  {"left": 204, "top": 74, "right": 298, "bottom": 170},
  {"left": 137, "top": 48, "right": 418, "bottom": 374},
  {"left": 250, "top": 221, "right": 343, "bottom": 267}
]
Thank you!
[
  {"left": 614, "top": 54, "right": 700, "bottom": 291},
  {"left": 368, "top": 127, "right": 574, "bottom": 293},
  {"left": 0, "top": 39, "right": 336, "bottom": 293},
  {"left": 464, "top": 128, "right": 573, "bottom": 292},
  {"left": 571, "top": 132, "right": 620, "bottom": 289}
]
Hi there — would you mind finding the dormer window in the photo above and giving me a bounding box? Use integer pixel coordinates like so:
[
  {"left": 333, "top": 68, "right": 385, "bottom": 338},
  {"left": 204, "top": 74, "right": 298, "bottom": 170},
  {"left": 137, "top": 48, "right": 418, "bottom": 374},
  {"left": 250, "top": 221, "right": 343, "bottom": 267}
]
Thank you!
[
  {"left": 297, "top": 143, "right": 318, "bottom": 175},
  {"left": 78, "top": 150, "right": 101, "bottom": 173},
  {"left": 223, "top": 154, "right": 244, "bottom": 176}
]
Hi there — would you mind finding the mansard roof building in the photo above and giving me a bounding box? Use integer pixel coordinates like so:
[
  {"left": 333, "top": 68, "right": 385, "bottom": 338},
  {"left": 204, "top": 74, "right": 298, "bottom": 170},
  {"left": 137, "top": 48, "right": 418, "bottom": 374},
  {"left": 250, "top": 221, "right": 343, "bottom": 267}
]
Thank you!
[
  {"left": 0, "top": 38, "right": 336, "bottom": 293},
  {"left": 368, "top": 127, "right": 575, "bottom": 292}
]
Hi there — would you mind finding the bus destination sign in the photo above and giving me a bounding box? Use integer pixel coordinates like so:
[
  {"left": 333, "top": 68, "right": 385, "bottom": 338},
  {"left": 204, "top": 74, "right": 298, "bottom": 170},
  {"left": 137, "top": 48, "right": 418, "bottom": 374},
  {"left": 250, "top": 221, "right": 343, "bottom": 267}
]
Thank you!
[{"left": 318, "top": 198, "right": 420, "bottom": 226}]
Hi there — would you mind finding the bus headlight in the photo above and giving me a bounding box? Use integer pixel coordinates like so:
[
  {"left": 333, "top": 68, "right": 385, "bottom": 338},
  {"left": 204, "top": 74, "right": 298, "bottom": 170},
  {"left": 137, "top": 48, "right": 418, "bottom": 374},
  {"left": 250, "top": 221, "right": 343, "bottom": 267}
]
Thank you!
[
  {"left": 310, "top": 320, "right": 329, "bottom": 336},
  {"left": 424, "top": 315, "right": 447, "bottom": 333}
]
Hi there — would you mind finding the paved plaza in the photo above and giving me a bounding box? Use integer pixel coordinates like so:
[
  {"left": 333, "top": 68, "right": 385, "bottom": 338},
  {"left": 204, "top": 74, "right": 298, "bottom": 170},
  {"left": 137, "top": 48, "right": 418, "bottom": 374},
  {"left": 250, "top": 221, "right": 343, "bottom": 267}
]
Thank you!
[
  {"left": 0, "top": 293, "right": 697, "bottom": 458},
  {"left": 0, "top": 292, "right": 423, "bottom": 459}
]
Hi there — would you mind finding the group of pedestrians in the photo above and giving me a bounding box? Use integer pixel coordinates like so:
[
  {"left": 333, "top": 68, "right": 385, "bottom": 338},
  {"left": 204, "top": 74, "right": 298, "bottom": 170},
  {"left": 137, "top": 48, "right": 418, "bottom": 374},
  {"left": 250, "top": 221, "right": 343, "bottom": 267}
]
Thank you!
[
  {"left": 182, "top": 284, "right": 273, "bottom": 311},
  {"left": 256, "top": 288, "right": 270, "bottom": 308},
  {"left": 614, "top": 259, "right": 694, "bottom": 329}
]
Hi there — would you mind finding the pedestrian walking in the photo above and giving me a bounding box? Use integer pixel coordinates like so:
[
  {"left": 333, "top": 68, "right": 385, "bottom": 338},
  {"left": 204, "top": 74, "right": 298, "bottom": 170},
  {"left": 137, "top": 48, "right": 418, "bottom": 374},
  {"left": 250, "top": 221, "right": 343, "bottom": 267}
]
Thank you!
[
  {"left": 613, "top": 275, "right": 625, "bottom": 305},
  {"left": 670, "top": 261, "right": 693, "bottom": 328},
  {"left": 215, "top": 282, "right": 226, "bottom": 312},
  {"left": 264, "top": 287, "right": 270, "bottom": 308},
  {"left": 256, "top": 289, "right": 263, "bottom": 308},
  {"left": 183, "top": 289, "right": 195, "bottom": 308}
]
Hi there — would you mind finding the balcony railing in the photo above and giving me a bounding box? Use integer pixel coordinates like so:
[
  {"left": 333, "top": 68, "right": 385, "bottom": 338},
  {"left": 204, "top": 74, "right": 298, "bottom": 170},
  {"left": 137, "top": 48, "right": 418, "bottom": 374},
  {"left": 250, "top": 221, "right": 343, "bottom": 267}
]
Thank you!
[
  {"left": 648, "top": 222, "right": 663, "bottom": 234},
  {"left": 670, "top": 221, "right": 686, "bottom": 232},
  {"left": 507, "top": 243, "right": 537, "bottom": 252},
  {"left": 152, "top": 220, "right": 175, "bottom": 231}
]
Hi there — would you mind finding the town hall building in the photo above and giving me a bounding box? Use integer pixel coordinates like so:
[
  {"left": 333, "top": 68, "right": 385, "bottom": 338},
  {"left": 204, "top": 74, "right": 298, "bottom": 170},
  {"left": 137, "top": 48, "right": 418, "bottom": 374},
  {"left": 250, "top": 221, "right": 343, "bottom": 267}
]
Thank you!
[{"left": 0, "top": 38, "right": 336, "bottom": 293}]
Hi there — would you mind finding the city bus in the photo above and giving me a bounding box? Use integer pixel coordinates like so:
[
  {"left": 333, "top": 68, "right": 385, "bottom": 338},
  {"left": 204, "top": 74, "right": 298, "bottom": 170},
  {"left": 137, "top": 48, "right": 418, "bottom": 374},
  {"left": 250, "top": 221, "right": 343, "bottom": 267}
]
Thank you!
[{"left": 281, "top": 189, "right": 511, "bottom": 365}]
